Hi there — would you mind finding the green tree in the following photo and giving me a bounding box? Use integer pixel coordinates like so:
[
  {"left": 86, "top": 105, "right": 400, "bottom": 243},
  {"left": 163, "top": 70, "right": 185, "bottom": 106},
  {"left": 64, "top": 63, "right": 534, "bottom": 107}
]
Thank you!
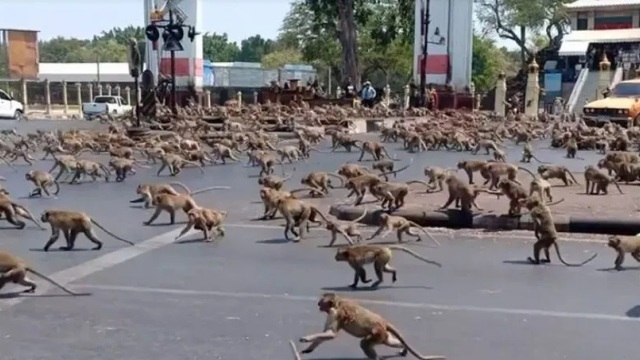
[
  {"left": 472, "top": 35, "right": 507, "bottom": 93},
  {"left": 261, "top": 48, "right": 303, "bottom": 69},
  {"left": 237, "top": 35, "right": 274, "bottom": 62},
  {"left": 39, "top": 37, "right": 92, "bottom": 62},
  {"left": 475, "top": 0, "right": 571, "bottom": 67},
  {"left": 202, "top": 32, "right": 240, "bottom": 62}
]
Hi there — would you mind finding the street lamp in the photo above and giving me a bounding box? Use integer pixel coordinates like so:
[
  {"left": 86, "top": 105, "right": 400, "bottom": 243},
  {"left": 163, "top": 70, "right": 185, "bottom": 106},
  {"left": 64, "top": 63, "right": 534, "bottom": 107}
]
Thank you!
[{"left": 419, "top": 0, "right": 447, "bottom": 107}]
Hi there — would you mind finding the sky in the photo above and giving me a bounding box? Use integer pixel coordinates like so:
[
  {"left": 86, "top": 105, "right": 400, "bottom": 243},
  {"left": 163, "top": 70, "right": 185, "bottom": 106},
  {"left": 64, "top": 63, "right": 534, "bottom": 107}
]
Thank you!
[
  {"left": 0, "top": 0, "right": 515, "bottom": 48},
  {"left": 0, "top": 0, "right": 291, "bottom": 44}
]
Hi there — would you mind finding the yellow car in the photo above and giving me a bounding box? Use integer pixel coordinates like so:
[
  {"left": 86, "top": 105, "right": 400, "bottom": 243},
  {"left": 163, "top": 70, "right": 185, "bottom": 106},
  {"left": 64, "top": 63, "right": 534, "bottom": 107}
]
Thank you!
[{"left": 583, "top": 79, "right": 640, "bottom": 127}]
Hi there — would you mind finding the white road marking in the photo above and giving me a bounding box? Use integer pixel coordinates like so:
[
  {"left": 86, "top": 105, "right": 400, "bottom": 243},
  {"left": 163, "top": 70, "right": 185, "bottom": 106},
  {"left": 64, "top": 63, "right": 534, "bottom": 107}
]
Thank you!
[
  {"left": 0, "top": 228, "right": 186, "bottom": 312},
  {"left": 72, "top": 283, "right": 640, "bottom": 323},
  {"left": 0, "top": 222, "right": 605, "bottom": 311}
]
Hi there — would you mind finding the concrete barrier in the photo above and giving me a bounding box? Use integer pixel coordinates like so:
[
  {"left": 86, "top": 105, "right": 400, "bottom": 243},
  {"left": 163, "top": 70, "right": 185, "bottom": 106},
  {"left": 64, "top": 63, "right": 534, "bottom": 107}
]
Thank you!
[{"left": 329, "top": 205, "right": 640, "bottom": 236}]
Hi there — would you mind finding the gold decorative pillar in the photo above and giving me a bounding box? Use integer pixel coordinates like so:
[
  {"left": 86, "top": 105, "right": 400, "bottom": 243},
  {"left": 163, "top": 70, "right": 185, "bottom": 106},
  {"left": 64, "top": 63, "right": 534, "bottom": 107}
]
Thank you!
[
  {"left": 494, "top": 72, "right": 506, "bottom": 116},
  {"left": 598, "top": 55, "right": 611, "bottom": 100},
  {"left": 524, "top": 60, "right": 540, "bottom": 116}
]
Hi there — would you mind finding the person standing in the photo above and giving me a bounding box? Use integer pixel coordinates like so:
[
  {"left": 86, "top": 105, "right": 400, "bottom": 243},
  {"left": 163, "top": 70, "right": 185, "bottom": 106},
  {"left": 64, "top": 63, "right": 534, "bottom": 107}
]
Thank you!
[{"left": 360, "top": 81, "right": 376, "bottom": 108}]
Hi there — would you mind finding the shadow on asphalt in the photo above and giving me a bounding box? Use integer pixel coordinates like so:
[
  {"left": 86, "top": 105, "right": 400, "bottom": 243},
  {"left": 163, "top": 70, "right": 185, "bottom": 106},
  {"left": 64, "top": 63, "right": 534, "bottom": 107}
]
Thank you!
[{"left": 321, "top": 285, "right": 432, "bottom": 292}]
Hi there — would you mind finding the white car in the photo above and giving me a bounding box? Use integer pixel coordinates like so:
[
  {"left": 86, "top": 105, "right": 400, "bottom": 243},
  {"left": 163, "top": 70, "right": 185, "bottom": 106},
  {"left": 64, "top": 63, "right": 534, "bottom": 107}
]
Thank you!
[
  {"left": 82, "top": 95, "right": 132, "bottom": 120},
  {"left": 0, "top": 89, "right": 24, "bottom": 120}
]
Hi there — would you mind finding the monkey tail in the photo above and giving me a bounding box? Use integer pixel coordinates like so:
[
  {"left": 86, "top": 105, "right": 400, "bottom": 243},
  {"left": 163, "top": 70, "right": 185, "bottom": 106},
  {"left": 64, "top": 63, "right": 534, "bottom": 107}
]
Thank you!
[
  {"left": 168, "top": 181, "right": 192, "bottom": 194},
  {"left": 14, "top": 204, "right": 45, "bottom": 230},
  {"left": 90, "top": 219, "right": 135, "bottom": 245},
  {"left": 612, "top": 179, "right": 624, "bottom": 194},
  {"left": 387, "top": 245, "right": 442, "bottom": 267},
  {"left": 565, "top": 169, "right": 581, "bottom": 185},
  {"left": 288, "top": 340, "right": 302, "bottom": 360},
  {"left": 52, "top": 180, "right": 60, "bottom": 195},
  {"left": 552, "top": 242, "right": 598, "bottom": 267},
  {"left": 326, "top": 172, "right": 345, "bottom": 187},
  {"left": 0, "top": 155, "right": 17, "bottom": 172},
  {"left": 532, "top": 155, "right": 549, "bottom": 164},
  {"left": 410, "top": 222, "right": 441, "bottom": 247},
  {"left": 350, "top": 209, "right": 368, "bottom": 224},
  {"left": 385, "top": 325, "right": 447, "bottom": 360},
  {"left": 26, "top": 268, "right": 90, "bottom": 296},
  {"left": 277, "top": 159, "right": 286, "bottom": 176},
  {"left": 517, "top": 166, "right": 536, "bottom": 179},
  {"left": 190, "top": 186, "right": 231, "bottom": 195},
  {"left": 186, "top": 161, "right": 205, "bottom": 174},
  {"left": 545, "top": 198, "right": 565, "bottom": 206},
  {"left": 381, "top": 158, "right": 413, "bottom": 178},
  {"left": 381, "top": 146, "right": 398, "bottom": 161},
  {"left": 99, "top": 163, "right": 112, "bottom": 177}
]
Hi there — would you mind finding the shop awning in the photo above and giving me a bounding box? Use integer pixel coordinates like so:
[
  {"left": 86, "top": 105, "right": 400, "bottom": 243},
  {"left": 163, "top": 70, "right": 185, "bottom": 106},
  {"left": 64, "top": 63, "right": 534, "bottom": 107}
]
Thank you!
[
  {"left": 564, "top": 28, "right": 640, "bottom": 43},
  {"left": 558, "top": 41, "right": 590, "bottom": 56}
]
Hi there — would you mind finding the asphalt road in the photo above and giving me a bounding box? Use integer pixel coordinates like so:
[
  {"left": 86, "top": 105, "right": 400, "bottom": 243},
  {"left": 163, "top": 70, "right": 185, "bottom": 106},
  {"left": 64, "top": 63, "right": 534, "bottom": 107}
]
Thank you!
[{"left": 0, "top": 119, "right": 636, "bottom": 360}]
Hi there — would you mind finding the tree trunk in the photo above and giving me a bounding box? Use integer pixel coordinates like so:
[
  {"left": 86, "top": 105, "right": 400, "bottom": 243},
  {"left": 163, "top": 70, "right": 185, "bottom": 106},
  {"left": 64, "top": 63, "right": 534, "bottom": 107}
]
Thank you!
[
  {"left": 336, "top": 0, "right": 360, "bottom": 89},
  {"left": 519, "top": 26, "right": 527, "bottom": 69}
]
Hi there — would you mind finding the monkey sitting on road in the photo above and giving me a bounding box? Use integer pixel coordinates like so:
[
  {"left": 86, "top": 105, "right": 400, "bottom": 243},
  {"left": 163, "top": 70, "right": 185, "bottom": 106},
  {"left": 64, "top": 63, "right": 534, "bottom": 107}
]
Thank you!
[
  {"left": 25, "top": 170, "right": 60, "bottom": 197},
  {"left": 40, "top": 210, "right": 134, "bottom": 251},
  {"left": 174, "top": 207, "right": 227, "bottom": 242},
  {"left": 335, "top": 244, "right": 442, "bottom": 289},
  {"left": 607, "top": 235, "right": 640, "bottom": 271},
  {"left": 366, "top": 213, "right": 440, "bottom": 247},
  {"left": 520, "top": 196, "right": 598, "bottom": 267},
  {"left": 0, "top": 250, "right": 89, "bottom": 296},
  {"left": 298, "top": 293, "right": 446, "bottom": 360}
]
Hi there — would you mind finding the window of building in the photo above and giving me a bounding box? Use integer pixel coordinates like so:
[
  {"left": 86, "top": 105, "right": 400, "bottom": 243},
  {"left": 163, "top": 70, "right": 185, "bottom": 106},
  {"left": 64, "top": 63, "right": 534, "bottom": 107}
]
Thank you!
[{"left": 577, "top": 18, "right": 588, "bottom": 30}]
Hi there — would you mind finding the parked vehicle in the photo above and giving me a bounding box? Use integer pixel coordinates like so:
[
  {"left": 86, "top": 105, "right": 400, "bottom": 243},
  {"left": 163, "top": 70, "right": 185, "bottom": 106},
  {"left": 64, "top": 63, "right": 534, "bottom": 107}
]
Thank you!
[
  {"left": 583, "top": 79, "right": 640, "bottom": 127},
  {"left": 82, "top": 95, "right": 132, "bottom": 120},
  {"left": 0, "top": 89, "right": 24, "bottom": 120}
]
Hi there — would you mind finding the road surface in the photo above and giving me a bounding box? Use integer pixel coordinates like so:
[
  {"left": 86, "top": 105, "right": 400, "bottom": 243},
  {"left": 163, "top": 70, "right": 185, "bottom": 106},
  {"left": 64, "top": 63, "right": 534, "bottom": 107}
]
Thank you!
[{"left": 0, "top": 119, "right": 636, "bottom": 360}]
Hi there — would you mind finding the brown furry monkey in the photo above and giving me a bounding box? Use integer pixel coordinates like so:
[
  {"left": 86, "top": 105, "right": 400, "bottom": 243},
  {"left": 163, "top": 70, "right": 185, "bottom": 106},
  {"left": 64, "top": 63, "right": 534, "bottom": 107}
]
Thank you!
[
  {"left": 521, "top": 197, "right": 598, "bottom": 266},
  {"left": 607, "top": 235, "right": 640, "bottom": 271},
  {"left": 25, "top": 170, "right": 60, "bottom": 197},
  {"left": 335, "top": 244, "right": 442, "bottom": 289},
  {"left": 325, "top": 210, "right": 368, "bottom": 246},
  {"left": 131, "top": 182, "right": 229, "bottom": 208},
  {"left": 0, "top": 250, "right": 90, "bottom": 296},
  {"left": 298, "top": 293, "right": 446, "bottom": 359},
  {"left": 0, "top": 194, "right": 43, "bottom": 229},
  {"left": 40, "top": 210, "right": 134, "bottom": 251},
  {"left": 174, "top": 207, "right": 227, "bottom": 242},
  {"left": 144, "top": 193, "right": 199, "bottom": 225},
  {"left": 366, "top": 213, "right": 440, "bottom": 247}
]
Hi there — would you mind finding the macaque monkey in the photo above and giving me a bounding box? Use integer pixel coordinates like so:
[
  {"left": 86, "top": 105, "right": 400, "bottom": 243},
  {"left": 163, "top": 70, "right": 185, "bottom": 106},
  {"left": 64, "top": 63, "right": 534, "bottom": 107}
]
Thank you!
[
  {"left": 0, "top": 194, "right": 43, "bottom": 229},
  {"left": 366, "top": 213, "right": 440, "bottom": 246},
  {"left": 529, "top": 177, "right": 553, "bottom": 203},
  {"left": 471, "top": 139, "right": 502, "bottom": 155},
  {"left": 212, "top": 143, "right": 243, "bottom": 164},
  {"left": 369, "top": 182, "right": 409, "bottom": 211},
  {"left": 337, "top": 163, "right": 371, "bottom": 179},
  {"left": 277, "top": 145, "right": 306, "bottom": 163},
  {"left": 325, "top": 210, "right": 368, "bottom": 246},
  {"left": 492, "top": 149, "right": 507, "bottom": 162},
  {"left": 157, "top": 154, "right": 205, "bottom": 176},
  {"left": 25, "top": 170, "right": 60, "bottom": 197},
  {"left": 607, "top": 235, "right": 640, "bottom": 271},
  {"left": 358, "top": 141, "right": 396, "bottom": 161},
  {"left": 584, "top": 165, "right": 624, "bottom": 195},
  {"left": 131, "top": 182, "right": 228, "bottom": 208},
  {"left": 298, "top": 293, "right": 446, "bottom": 359},
  {"left": 335, "top": 244, "right": 442, "bottom": 289},
  {"left": 537, "top": 164, "right": 580, "bottom": 186},
  {"left": 40, "top": 210, "right": 134, "bottom": 251},
  {"left": 174, "top": 207, "right": 227, "bottom": 242},
  {"left": 300, "top": 171, "right": 345, "bottom": 196},
  {"left": 520, "top": 196, "right": 598, "bottom": 266},
  {"left": 371, "top": 158, "right": 413, "bottom": 181},
  {"left": 144, "top": 193, "right": 199, "bottom": 225},
  {"left": 520, "top": 142, "right": 547, "bottom": 163},
  {"left": 258, "top": 174, "right": 291, "bottom": 190},
  {"left": 69, "top": 159, "right": 111, "bottom": 183},
  {"left": 109, "top": 157, "right": 150, "bottom": 182},
  {"left": 259, "top": 187, "right": 322, "bottom": 220},
  {"left": 345, "top": 174, "right": 385, "bottom": 206},
  {"left": 256, "top": 153, "right": 286, "bottom": 176},
  {"left": 563, "top": 137, "right": 583, "bottom": 159},
  {"left": 483, "top": 162, "right": 530, "bottom": 190},
  {"left": 456, "top": 160, "right": 489, "bottom": 185},
  {"left": 276, "top": 197, "right": 330, "bottom": 242},
  {"left": 0, "top": 250, "right": 89, "bottom": 296},
  {"left": 440, "top": 175, "right": 497, "bottom": 212}
]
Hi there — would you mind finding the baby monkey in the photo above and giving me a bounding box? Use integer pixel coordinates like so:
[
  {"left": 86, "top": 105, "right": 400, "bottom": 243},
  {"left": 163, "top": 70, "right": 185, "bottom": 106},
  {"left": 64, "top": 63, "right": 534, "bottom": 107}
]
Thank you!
[
  {"left": 25, "top": 170, "right": 60, "bottom": 197},
  {"left": 174, "top": 207, "right": 227, "bottom": 242},
  {"left": 298, "top": 293, "right": 446, "bottom": 360},
  {"left": 335, "top": 244, "right": 442, "bottom": 289}
]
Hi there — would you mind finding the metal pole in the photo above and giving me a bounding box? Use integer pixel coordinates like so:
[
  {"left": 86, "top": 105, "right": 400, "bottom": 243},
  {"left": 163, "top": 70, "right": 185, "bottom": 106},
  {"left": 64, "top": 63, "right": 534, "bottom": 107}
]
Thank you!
[
  {"left": 134, "top": 76, "right": 140, "bottom": 127},
  {"left": 419, "top": 0, "right": 430, "bottom": 107},
  {"left": 169, "top": 9, "right": 177, "bottom": 114}
]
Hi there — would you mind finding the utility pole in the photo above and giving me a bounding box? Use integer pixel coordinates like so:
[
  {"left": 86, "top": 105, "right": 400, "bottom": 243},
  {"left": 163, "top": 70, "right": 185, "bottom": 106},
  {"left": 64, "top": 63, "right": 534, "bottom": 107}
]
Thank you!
[
  {"left": 419, "top": 0, "right": 430, "bottom": 107},
  {"left": 169, "top": 9, "right": 177, "bottom": 114}
]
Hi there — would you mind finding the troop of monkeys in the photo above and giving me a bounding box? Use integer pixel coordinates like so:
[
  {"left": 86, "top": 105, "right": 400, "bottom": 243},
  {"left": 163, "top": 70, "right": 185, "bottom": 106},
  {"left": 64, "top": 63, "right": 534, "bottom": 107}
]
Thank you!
[{"left": 3, "top": 115, "right": 640, "bottom": 360}]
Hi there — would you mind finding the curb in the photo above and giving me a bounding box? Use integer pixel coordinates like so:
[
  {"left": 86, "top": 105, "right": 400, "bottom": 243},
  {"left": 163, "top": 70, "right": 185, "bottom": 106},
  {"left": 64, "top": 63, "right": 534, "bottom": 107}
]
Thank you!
[{"left": 329, "top": 205, "right": 640, "bottom": 236}]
